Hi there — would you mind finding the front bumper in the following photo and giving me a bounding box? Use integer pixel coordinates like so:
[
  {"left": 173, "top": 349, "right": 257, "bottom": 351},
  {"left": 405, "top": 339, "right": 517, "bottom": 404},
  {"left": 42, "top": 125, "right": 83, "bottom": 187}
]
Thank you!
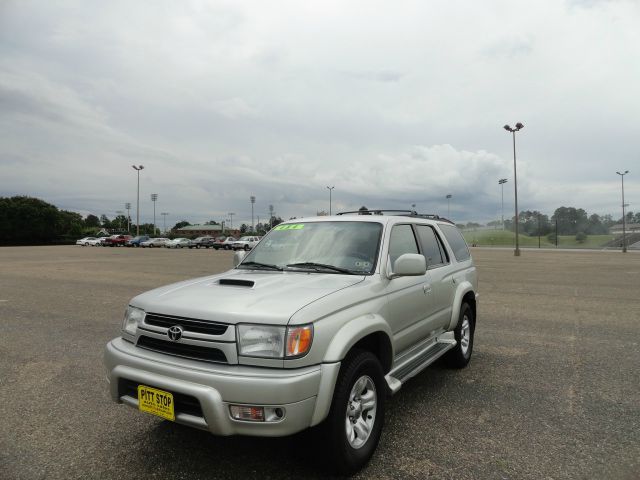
[{"left": 104, "top": 338, "right": 340, "bottom": 437}]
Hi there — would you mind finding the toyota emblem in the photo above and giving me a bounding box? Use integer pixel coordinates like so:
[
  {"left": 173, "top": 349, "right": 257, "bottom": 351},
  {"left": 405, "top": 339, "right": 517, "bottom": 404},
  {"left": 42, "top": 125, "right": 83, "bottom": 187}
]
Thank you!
[{"left": 167, "top": 325, "right": 183, "bottom": 341}]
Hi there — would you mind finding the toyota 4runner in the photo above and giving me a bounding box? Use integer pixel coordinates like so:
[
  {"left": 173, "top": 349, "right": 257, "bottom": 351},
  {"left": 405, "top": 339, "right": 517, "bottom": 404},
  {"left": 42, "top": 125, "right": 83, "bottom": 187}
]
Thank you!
[{"left": 104, "top": 210, "right": 478, "bottom": 474}]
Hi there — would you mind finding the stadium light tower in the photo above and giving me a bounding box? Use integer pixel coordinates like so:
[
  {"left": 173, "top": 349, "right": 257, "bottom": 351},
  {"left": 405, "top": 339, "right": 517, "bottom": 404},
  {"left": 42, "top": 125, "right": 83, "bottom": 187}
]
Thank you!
[
  {"left": 125, "top": 202, "right": 131, "bottom": 233},
  {"left": 326, "top": 186, "right": 335, "bottom": 215},
  {"left": 228, "top": 212, "right": 235, "bottom": 231},
  {"left": 498, "top": 178, "right": 508, "bottom": 229},
  {"left": 250, "top": 196, "right": 256, "bottom": 233},
  {"left": 616, "top": 170, "right": 629, "bottom": 253},
  {"left": 161, "top": 212, "right": 169, "bottom": 234},
  {"left": 446, "top": 194, "right": 452, "bottom": 217},
  {"left": 151, "top": 193, "right": 158, "bottom": 235},
  {"left": 503, "top": 122, "right": 524, "bottom": 256},
  {"left": 131, "top": 165, "right": 144, "bottom": 235}
]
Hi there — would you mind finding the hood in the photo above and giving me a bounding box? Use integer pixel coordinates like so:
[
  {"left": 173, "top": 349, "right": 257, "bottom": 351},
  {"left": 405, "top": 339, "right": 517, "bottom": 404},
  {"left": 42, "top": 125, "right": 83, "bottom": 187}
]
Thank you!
[{"left": 131, "top": 269, "right": 365, "bottom": 325}]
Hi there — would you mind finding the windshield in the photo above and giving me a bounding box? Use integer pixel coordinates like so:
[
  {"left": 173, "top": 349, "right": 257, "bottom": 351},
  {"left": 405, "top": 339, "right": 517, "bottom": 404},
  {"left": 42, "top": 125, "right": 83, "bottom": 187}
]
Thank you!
[{"left": 239, "top": 221, "right": 382, "bottom": 274}]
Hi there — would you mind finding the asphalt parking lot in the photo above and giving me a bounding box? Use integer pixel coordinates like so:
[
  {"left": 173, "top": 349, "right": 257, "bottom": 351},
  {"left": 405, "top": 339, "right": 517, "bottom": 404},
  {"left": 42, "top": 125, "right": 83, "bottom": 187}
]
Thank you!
[{"left": 1, "top": 246, "right": 639, "bottom": 479}]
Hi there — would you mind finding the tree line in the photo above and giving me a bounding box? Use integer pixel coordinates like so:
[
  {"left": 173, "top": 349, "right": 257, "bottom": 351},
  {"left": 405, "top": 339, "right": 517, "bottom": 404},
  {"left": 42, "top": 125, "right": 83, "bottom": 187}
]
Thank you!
[
  {"left": 463, "top": 206, "right": 638, "bottom": 241},
  {"left": 0, "top": 196, "right": 287, "bottom": 245}
]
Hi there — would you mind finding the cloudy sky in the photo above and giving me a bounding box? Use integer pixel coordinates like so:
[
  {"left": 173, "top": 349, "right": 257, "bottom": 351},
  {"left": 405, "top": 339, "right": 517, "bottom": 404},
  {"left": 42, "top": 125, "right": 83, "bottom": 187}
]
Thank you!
[{"left": 1, "top": 0, "right": 638, "bottom": 227}]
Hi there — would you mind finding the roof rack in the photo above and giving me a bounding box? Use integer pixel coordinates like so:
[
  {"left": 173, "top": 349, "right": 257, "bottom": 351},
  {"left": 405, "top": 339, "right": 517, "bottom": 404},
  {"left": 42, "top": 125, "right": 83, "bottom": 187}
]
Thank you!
[{"left": 336, "top": 209, "right": 455, "bottom": 225}]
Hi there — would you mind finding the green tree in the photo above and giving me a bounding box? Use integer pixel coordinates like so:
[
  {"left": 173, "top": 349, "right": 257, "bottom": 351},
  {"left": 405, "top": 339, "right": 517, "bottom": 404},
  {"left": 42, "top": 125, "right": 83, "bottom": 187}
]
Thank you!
[
  {"left": 551, "top": 207, "right": 588, "bottom": 235},
  {"left": 85, "top": 214, "right": 100, "bottom": 228},
  {"left": 100, "top": 214, "right": 112, "bottom": 228},
  {"left": 172, "top": 221, "right": 190, "bottom": 231}
]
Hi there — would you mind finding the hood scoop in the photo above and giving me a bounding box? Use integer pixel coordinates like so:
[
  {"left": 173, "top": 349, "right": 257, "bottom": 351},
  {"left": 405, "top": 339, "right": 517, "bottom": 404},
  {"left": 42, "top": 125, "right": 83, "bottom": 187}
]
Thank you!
[{"left": 218, "top": 278, "right": 255, "bottom": 288}]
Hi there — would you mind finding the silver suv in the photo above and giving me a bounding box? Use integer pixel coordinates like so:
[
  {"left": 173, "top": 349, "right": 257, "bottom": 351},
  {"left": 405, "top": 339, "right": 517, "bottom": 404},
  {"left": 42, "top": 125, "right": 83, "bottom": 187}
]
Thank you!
[{"left": 104, "top": 210, "right": 478, "bottom": 474}]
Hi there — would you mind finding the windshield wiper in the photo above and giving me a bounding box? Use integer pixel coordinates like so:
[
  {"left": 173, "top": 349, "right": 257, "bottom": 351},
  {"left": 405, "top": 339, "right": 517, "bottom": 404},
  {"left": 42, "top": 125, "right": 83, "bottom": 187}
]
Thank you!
[
  {"left": 238, "top": 261, "right": 283, "bottom": 271},
  {"left": 286, "top": 262, "right": 356, "bottom": 274}
]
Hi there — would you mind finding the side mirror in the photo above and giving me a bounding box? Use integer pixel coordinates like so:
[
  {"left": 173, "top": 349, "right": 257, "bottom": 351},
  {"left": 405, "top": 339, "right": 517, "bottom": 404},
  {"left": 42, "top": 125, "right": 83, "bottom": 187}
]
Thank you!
[
  {"left": 233, "top": 250, "right": 246, "bottom": 267},
  {"left": 389, "top": 253, "right": 426, "bottom": 279}
]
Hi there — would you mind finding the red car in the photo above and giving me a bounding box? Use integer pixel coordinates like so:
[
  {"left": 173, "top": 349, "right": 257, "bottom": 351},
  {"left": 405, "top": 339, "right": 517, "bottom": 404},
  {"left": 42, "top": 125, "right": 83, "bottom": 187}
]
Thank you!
[{"left": 102, "top": 235, "right": 132, "bottom": 247}]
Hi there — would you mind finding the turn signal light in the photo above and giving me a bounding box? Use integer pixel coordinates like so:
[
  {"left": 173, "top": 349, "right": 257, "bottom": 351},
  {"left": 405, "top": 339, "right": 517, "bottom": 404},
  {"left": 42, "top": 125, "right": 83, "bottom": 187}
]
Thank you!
[
  {"left": 286, "top": 325, "right": 313, "bottom": 357},
  {"left": 230, "top": 405, "right": 264, "bottom": 422}
]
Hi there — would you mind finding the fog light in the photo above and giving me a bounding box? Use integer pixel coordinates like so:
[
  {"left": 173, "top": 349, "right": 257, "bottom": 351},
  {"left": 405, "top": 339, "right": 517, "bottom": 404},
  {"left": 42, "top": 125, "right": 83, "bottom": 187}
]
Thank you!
[{"left": 230, "top": 405, "right": 264, "bottom": 422}]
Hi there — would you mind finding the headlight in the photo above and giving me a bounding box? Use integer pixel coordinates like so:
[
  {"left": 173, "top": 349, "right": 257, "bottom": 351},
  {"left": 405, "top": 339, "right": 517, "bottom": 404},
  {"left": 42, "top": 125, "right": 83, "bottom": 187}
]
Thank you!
[
  {"left": 237, "top": 324, "right": 314, "bottom": 359},
  {"left": 237, "top": 325, "right": 285, "bottom": 358},
  {"left": 122, "top": 306, "right": 145, "bottom": 335}
]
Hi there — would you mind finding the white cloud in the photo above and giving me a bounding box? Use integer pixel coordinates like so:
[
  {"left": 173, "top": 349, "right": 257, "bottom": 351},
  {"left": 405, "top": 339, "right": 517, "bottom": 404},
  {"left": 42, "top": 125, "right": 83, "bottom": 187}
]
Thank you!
[{"left": 0, "top": 0, "right": 639, "bottom": 226}]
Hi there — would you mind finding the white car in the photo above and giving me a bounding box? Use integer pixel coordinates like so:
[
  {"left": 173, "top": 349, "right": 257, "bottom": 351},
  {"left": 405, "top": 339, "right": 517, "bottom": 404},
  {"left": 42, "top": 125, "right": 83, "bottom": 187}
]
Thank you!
[
  {"left": 231, "top": 236, "right": 261, "bottom": 251},
  {"left": 140, "top": 238, "right": 169, "bottom": 248},
  {"left": 86, "top": 237, "right": 106, "bottom": 246},
  {"left": 165, "top": 238, "right": 191, "bottom": 249},
  {"left": 76, "top": 237, "right": 97, "bottom": 246}
]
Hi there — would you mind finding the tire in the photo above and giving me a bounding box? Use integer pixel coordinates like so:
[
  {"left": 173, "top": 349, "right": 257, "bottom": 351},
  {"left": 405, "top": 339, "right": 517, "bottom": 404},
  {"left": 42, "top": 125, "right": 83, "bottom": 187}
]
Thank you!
[
  {"left": 244, "top": 245, "right": 250, "bottom": 251},
  {"left": 321, "top": 349, "right": 385, "bottom": 475},
  {"left": 444, "top": 302, "right": 475, "bottom": 368}
]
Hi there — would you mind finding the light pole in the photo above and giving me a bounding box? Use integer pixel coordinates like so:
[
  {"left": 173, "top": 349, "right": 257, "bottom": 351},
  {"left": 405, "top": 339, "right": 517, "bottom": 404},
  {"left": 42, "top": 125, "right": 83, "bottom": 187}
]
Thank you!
[
  {"left": 269, "top": 204, "right": 274, "bottom": 229},
  {"left": 151, "top": 193, "right": 158, "bottom": 236},
  {"left": 250, "top": 196, "right": 256, "bottom": 233},
  {"left": 161, "top": 212, "right": 169, "bottom": 234},
  {"left": 125, "top": 202, "right": 131, "bottom": 233},
  {"left": 131, "top": 165, "right": 144, "bottom": 236},
  {"left": 228, "top": 212, "right": 235, "bottom": 231},
  {"left": 411, "top": 203, "right": 416, "bottom": 213},
  {"left": 326, "top": 186, "right": 335, "bottom": 215},
  {"left": 503, "top": 122, "right": 524, "bottom": 256},
  {"left": 498, "top": 178, "right": 507, "bottom": 229},
  {"left": 446, "top": 194, "right": 452, "bottom": 218},
  {"left": 616, "top": 170, "right": 629, "bottom": 253}
]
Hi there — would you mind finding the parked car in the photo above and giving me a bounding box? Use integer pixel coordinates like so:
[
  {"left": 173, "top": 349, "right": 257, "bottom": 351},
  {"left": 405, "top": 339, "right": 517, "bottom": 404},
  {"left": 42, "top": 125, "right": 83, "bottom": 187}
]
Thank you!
[
  {"left": 126, "top": 236, "right": 149, "bottom": 247},
  {"left": 76, "top": 237, "right": 97, "bottom": 246},
  {"left": 212, "top": 236, "right": 237, "bottom": 250},
  {"left": 231, "top": 236, "right": 261, "bottom": 251},
  {"left": 140, "top": 238, "right": 169, "bottom": 248},
  {"left": 104, "top": 211, "right": 478, "bottom": 475},
  {"left": 189, "top": 236, "right": 215, "bottom": 249},
  {"left": 165, "top": 238, "right": 192, "bottom": 249},
  {"left": 87, "top": 237, "right": 108, "bottom": 246},
  {"left": 103, "top": 235, "right": 132, "bottom": 247}
]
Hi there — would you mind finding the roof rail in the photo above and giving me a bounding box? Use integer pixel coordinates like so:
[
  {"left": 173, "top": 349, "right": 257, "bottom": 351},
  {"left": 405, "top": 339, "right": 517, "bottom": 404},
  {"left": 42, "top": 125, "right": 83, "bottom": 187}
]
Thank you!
[
  {"left": 336, "top": 209, "right": 455, "bottom": 224},
  {"left": 337, "top": 209, "right": 416, "bottom": 216}
]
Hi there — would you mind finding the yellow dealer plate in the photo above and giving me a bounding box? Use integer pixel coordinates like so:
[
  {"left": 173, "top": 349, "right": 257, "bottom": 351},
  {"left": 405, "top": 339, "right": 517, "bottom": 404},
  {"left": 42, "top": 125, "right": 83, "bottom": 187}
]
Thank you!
[{"left": 138, "top": 385, "right": 175, "bottom": 421}]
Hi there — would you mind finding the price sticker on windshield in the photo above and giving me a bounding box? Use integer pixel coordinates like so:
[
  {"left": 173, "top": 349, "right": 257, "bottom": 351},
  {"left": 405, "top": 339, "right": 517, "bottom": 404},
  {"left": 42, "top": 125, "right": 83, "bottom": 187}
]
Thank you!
[{"left": 274, "top": 224, "right": 305, "bottom": 231}]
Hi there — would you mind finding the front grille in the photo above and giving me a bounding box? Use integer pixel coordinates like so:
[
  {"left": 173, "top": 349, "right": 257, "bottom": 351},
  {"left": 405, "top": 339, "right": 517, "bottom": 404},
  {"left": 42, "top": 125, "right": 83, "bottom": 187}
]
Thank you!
[
  {"left": 119, "top": 379, "right": 203, "bottom": 417},
  {"left": 145, "top": 313, "right": 228, "bottom": 335},
  {"left": 137, "top": 335, "right": 228, "bottom": 363}
]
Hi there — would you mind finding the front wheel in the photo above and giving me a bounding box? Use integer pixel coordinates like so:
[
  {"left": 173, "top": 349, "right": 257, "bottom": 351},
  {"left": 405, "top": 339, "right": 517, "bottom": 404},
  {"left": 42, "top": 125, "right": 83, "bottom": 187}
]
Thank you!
[
  {"left": 444, "top": 302, "right": 475, "bottom": 368},
  {"left": 321, "top": 350, "right": 385, "bottom": 475}
]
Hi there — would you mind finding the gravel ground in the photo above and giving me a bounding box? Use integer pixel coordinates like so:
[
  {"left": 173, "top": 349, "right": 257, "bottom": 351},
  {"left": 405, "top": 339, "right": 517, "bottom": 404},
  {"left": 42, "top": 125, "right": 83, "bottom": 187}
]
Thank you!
[{"left": 1, "top": 246, "right": 638, "bottom": 479}]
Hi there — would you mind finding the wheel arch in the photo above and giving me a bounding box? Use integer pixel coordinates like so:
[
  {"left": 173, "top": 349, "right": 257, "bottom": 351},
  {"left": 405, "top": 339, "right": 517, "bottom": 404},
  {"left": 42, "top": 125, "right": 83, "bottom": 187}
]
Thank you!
[{"left": 447, "top": 282, "right": 478, "bottom": 330}]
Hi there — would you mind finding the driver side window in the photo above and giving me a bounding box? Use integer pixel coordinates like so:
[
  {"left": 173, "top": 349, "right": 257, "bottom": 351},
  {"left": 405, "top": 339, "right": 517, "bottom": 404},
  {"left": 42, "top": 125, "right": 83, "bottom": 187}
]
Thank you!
[{"left": 388, "top": 224, "right": 419, "bottom": 265}]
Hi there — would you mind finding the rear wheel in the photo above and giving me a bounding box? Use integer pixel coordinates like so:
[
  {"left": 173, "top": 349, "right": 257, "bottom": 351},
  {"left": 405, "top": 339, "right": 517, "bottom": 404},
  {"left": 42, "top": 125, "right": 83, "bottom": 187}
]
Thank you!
[
  {"left": 321, "top": 350, "right": 385, "bottom": 475},
  {"left": 445, "top": 302, "right": 475, "bottom": 368}
]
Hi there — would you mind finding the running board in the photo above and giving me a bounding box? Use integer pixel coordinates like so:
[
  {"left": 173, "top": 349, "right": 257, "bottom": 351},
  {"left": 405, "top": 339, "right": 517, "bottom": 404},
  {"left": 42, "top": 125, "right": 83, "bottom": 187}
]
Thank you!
[{"left": 385, "top": 334, "right": 457, "bottom": 395}]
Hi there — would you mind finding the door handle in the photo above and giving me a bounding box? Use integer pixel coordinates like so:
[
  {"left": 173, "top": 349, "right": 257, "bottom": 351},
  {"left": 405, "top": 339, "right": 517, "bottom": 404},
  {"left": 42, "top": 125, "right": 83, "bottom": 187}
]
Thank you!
[{"left": 423, "top": 284, "right": 432, "bottom": 294}]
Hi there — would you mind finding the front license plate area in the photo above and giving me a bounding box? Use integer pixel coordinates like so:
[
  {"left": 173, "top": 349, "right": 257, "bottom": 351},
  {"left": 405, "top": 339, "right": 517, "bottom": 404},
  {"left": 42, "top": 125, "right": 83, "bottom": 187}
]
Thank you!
[{"left": 138, "top": 385, "right": 175, "bottom": 421}]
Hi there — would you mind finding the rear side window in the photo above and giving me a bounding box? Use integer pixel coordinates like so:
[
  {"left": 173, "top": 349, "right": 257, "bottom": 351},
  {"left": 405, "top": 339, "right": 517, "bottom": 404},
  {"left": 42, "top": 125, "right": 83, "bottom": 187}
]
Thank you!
[
  {"left": 439, "top": 224, "right": 471, "bottom": 262},
  {"left": 415, "top": 225, "right": 446, "bottom": 267},
  {"left": 388, "top": 224, "right": 419, "bottom": 265}
]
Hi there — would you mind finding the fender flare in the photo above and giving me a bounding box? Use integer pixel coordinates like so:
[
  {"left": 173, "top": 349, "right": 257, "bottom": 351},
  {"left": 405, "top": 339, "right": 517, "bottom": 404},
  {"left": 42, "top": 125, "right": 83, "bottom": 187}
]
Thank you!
[
  {"left": 310, "top": 314, "right": 393, "bottom": 426},
  {"left": 448, "top": 281, "right": 475, "bottom": 330},
  {"left": 322, "top": 314, "right": 393, "bottom": 364}
]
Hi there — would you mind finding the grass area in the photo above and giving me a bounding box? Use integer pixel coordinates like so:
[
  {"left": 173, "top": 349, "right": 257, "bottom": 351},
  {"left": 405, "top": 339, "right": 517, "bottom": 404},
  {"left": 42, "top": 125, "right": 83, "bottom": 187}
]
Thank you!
[{"left": 462, "top": 229, "right": 615, "bottom": 249}]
